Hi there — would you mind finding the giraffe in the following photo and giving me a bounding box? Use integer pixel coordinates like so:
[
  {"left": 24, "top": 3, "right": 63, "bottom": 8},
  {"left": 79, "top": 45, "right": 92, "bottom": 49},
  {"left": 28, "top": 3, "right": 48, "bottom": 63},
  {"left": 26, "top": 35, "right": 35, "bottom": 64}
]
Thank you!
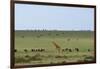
[{"left": 52, "top": 41, "right": 61, "bottom": 53}]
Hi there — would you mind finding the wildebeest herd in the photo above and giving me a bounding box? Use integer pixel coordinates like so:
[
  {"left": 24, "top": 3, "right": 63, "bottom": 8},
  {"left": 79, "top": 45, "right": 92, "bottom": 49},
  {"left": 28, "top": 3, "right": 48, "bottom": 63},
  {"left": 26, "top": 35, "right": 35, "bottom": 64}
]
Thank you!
[
  {"left": 14, "top": 48, "right": 91, "bottom": 53},
  {"left": 14, "top": 48, "right": 45, "bottom": 52}
]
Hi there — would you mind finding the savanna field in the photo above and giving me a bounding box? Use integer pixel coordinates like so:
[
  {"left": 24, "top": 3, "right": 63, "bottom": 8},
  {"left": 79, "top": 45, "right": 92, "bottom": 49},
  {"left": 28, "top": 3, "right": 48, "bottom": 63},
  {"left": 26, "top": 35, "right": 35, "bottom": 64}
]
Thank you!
[{"left": 15, "top": 30, "right": 95, "bottom": 65}]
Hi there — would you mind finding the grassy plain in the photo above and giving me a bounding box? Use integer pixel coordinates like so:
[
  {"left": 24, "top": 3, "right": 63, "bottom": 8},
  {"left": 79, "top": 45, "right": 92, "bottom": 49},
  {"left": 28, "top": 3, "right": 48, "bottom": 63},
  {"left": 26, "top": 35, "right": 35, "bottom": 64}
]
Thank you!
[{"left": 15, "top": 31, "right": 94, "bottom": 65}]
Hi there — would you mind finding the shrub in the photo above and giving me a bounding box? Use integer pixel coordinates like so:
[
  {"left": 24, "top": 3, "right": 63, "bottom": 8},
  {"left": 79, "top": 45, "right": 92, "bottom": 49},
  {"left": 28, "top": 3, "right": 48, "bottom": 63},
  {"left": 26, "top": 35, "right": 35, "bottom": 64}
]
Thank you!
[
  {"left": 84, "top": 56, "right": 94, "bottom": 62},
  {"left": 21, "top": 36, "right": 24, "bottom": 38},
  {"left": 25, "top": 55, "right": 30, "bottom": 58},
  {"left": 62, "top": 61, "right": 67, "bottom": 64},
  {"left": 55, "top": 55, "right": 62, "bottom": 58},
  {"left": 55, "top": 55, "right": 67, "bottom": 59},
  {"left": 29, "top": 56, "right": 42, "bottom": 61},
  {"left": 15, "top": 56, "right": 30, "bottom": 63},
  {"left": 29, "top": 54, "right": 42, "bottom": 61}
]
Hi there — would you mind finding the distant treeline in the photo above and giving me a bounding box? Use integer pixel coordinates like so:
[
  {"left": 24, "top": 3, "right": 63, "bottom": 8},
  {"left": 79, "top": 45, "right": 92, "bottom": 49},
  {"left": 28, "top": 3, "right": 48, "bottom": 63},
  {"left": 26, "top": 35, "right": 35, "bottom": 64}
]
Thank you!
[{"left": 15, "top": 30, "right": 94, "bottom": 32}]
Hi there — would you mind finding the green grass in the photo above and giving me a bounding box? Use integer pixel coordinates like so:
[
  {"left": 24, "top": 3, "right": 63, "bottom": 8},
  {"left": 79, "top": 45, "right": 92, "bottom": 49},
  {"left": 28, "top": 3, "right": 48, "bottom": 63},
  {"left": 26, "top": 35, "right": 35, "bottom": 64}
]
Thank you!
[{"left": 15, "top": 31, "right": 94, "bottom": 65}]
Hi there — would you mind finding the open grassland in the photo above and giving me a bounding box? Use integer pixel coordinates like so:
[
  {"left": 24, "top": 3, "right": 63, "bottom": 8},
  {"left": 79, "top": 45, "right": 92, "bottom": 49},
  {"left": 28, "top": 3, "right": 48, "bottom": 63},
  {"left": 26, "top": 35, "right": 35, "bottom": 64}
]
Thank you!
[{"left": 15, "top": 31, "right": 95, "bottom": 65}]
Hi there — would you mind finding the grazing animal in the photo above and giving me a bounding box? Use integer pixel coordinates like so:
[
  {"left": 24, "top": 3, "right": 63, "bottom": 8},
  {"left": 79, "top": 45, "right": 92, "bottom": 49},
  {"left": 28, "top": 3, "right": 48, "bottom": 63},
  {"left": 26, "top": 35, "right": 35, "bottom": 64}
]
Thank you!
[
  {"left": 24, "top": 49, "right": 28, "bottom": 52},
  {"left": 62, "top": 48, "right": 68, "bottom": 52},
  {"left": 65, "top": 48, "right": 68, "bottom": 51},
  {"left": 75, "top": 48, "right": 79, "bottom": 52},
  {"left": 25, "top": 55, "right": 29, "bottom": 58},
  {"left": 68, "top": 49, "right": 72, "bottom": 52},
  {"left": 35, "top": 49, "right": 38, "bottom": 51},
  {"left": 31, "top": 49, "right": 35, "bottom": 52},
  {"left": 37, "top": 49, "right": 41, "bottom": 51},
  {"left": 62, "top": 49, "right": 65, "bottom": 52},
  {"left": 52, "top": 41, "right": 61, "bottom": 53},
  {"left": 88, "top": 49, "right": 90, "bottom": 52},
  {"left": 40, "top": 48, "right": 45, "bottom": 52},
  {"left": 14, "top": 49, "right": 17, "bottom": 52}
]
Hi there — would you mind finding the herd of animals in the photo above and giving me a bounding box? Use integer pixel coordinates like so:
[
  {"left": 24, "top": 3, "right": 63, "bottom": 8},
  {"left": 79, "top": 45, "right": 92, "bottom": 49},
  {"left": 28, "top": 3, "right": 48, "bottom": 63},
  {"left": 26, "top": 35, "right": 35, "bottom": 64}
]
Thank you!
[
  {"left": 14, "top": 40, "right": 91, "bottom": 53},
  {"left": 14, "top": 48, "right": 91, "bottom": 52}
]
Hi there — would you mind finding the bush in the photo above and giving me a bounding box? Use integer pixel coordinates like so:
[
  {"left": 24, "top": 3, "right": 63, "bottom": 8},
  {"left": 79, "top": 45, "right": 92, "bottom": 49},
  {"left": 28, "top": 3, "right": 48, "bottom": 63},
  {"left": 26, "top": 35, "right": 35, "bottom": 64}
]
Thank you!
[
  {"left": 62, "top": 61, "right": 67, "bottom": 64},
  {"left": 55, "top": 55, "right": 62, "bottom": 58},
  {"left": 15, "top": 56, "right": 30, "bottom": 63},
  {"left": 25, "top": 55, "right": 30, "bottom": 58},
  {"left": 55, "top": 55, "right": 67, "bottom": 58},
  {"left": 84, "top": 56, "right": 94, "bottom": 62},
  {"left": 29, "top": 56, "right": 42, "bottom": 61},
  {"left": 29, "top": 54, "right": 42, "bottom": 61}
]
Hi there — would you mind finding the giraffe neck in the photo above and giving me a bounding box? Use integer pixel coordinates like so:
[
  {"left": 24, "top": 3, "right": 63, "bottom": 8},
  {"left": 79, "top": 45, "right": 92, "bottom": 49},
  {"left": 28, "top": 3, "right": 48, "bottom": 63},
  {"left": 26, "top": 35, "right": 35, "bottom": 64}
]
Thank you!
[{"left": 52, "top": 41, "right": 61, "bottom": 49}]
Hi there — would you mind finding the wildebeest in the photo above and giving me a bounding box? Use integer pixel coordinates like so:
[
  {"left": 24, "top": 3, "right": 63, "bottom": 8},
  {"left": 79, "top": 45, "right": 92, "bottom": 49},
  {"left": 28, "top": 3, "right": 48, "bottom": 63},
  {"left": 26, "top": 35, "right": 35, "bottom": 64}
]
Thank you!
[
  {"left": 37, "top": 49, "right": 41, "bottom": 51},
  {"left": 41, "top": 48, "right": 45, "bottom": 52},
  {"left": 68, "top": 49, "right": 72, "bottom": 52},
  {"left": 88, "top": 49, "right": 91, "bottom": 52},
  {"left": 62, "top": 48, "right": 73, "bottom": 52},
  {"left": 62, "top": 48, "right": 69, "bottom": 52},
  {"left": 31, "top": 48, "right": 45, "bottom": 52},
  {"left": 65, "top": 48, "right": 68, "bottom": 51},
  {"left": 24, "top": 49, "right": 28, "bottom": 52},
  {"left": 25, "top": 55, "right": 30, "bottom": 58},
  {"left": 62, "top": 49, "right": 65, "bottom": 52},
  {"left": 31, "top": 49, "right": 35, "bottom": 52},
  {"left": 14, "top": 49, "right": 17, "bottom": 52},
  {"left": 75, "top": 48, "right": 79, "bottom": 52}
]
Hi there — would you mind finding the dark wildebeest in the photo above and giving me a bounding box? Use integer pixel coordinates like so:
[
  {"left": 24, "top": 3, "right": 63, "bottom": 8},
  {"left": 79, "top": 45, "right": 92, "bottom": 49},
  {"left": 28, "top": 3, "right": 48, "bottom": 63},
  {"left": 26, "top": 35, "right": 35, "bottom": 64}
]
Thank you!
[
  {"left": 24, "top": 49, "right": 28, "bottom": 52},
  {"left": 75, "top": 48, "right": 79, "bottom": 52},
  {"left": 25, "top": 55, "right": 30, "bottom": 58},
  {"left": 31, "top": 48, "right": 45, "bottom": 52},
  {"left": 35, "top": 49, "right": 40, "bottom": 52},
  {"left": 65, "top": 48, "right": 68, "bottom": 51},
  {"left": 62, "top": 49, "right": 65, "bottom": 52},
  {"left": 62, "top": 48, "right": 69, "bottom": 52},
  {"left": 31, "top": 49, "right": 35, "bottom": 52},
  {"left": 37, "top": 49, "right": 41, "bottom": 52},
  {"left": 41, "top": 49, "right": 45, "bottom": 52},
  {"left": 88, "top": 49, "right": 91, "bottom": 52},
  {"left": 68, "top": 49, "right": 72, "bottom": 52},
  {"left": 14, "top": 49, "right": 17, "bottom": 52}
]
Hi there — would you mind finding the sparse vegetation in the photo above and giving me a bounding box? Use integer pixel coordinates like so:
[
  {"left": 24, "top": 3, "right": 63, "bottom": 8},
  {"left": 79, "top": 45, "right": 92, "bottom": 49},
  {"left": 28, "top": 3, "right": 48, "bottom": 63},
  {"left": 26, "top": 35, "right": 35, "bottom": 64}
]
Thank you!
[{"left": 15, "top": 30, "right": 94, "bottom": 65}]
